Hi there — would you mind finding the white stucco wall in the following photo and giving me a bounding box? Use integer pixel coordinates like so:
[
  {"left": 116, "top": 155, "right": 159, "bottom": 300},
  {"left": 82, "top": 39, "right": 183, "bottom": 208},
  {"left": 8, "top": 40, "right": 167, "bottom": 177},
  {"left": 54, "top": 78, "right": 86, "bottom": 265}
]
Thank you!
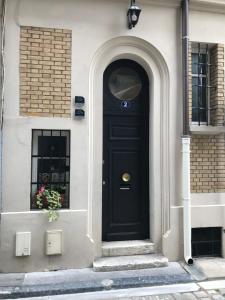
[{"left": 1, "top": 0, "right": 225, "bottom": 272}]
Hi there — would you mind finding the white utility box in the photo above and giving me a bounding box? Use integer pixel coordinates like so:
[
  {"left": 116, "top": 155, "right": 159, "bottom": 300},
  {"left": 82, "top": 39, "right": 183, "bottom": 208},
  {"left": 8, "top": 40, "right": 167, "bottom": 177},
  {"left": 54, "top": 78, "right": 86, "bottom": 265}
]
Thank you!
[
  {"left": 46, "top": 230, "right": 62, "bottom": 255},
  {"left": 15, "top": 232, "right": 31, "bottom": 256}
]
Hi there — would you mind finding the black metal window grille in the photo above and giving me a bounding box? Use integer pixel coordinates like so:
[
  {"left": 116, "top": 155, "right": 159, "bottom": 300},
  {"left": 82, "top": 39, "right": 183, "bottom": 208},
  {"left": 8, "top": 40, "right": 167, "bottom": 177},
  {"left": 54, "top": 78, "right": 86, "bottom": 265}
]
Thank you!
[
  {"left": 192, "top": 43, "right": 214, "bottom": 125},
  {"left": 31, "top": 130, "right": 70, "bottom": 209},
  {"left": 192, "top": 227, "right": 222, "bottom": 257}
]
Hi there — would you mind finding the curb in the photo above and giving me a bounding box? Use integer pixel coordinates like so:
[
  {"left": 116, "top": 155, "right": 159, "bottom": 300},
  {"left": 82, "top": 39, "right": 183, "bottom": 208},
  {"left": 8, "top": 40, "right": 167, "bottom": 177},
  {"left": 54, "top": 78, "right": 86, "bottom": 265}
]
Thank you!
[{"left": 0, "top": 274, "right": 194, "bottom": 299}]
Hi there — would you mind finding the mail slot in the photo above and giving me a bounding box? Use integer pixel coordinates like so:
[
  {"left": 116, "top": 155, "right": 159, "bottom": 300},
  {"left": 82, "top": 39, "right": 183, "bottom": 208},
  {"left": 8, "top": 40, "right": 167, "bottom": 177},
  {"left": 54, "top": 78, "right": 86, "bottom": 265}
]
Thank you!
[{"left": 120, "top": 185, "right": 131, "bottom": 190}]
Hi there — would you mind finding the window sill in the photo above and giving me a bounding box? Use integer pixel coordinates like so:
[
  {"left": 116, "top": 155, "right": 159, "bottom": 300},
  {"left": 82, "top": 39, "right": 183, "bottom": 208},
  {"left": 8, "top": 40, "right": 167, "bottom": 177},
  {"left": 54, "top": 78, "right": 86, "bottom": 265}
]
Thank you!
[{"left": 190, "top": 125, "right": 225, "bottom": 135}]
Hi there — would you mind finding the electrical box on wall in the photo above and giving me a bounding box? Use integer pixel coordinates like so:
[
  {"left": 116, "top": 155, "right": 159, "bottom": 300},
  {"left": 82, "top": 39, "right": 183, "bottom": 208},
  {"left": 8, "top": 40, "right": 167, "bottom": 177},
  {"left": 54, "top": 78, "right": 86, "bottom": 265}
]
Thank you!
[
  {"left": 15, "top": 232, "right": 31, "bottom": 256},
  {"left": 75, "top": 109, "right": 85, "bottom": 117},
  {"left": 46, "top": 230, "right": 63, "bottom": 255},
  {"left": 75, "top": 96, "right": 85, "bottom": 104}
]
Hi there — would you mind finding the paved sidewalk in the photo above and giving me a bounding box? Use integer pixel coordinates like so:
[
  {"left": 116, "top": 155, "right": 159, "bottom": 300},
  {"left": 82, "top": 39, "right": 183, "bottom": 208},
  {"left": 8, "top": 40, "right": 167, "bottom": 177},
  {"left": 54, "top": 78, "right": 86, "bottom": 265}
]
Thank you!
[
  {"left": 0, "top": 263, "right": 193, "bottom": 299},
  {"left": 1, "top": 262, "right": 225, "bottom": 299},
  {"left": 4, "top": 281, "right": 225, "bottom": 299}
]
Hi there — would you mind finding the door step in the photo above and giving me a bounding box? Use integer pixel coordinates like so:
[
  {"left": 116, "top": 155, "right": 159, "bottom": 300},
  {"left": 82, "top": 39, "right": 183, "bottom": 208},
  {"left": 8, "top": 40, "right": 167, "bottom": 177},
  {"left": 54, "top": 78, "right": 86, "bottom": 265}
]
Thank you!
[
  {"left": 93, "top": 254, "right": 168, "bottom": 272},
  {"left": 102, "top": 240, "right": 155, "bottom": 257}
]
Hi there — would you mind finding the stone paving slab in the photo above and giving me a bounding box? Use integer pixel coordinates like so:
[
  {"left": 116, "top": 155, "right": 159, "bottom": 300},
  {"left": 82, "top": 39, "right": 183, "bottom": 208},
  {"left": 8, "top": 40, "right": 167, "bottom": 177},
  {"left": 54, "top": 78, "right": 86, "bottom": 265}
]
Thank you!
[
  {"left": 181, "top": 262, "right": 207, "bottom": 282},
  {"left": 0, "top": 274, "right": 195, "bottom": 300},
  {"left": 0, "top": 263, "right": 194, "bottom": 299},
  {"left": 23, "top": 263, "right": 189, "bottom": 286},
  {"left": 4, "top": 283, "right": 200, "bottom": 300},
  {"left": 198, "top": 280, "right": 225, "bottom": 290},
  {"left": 194, "top": 259, "right": 225, "bottom": 279},
  {"left": 6, "top": 284, "right": 225, "bottom": 300},
  {"left": 1, "top": 263, "right": 225, "bottom": 299},
  {"left": 0, "top": 274, "right": 24, "bottom": 287},
  {"left": 102, "top": 240, "right": 155, "bottom": 257},
  {"left": 3, "top": 292, "right": 223, "bottom": 300},
  {"left": 93, "top": 254, "right": 168, "bottom": 272}
]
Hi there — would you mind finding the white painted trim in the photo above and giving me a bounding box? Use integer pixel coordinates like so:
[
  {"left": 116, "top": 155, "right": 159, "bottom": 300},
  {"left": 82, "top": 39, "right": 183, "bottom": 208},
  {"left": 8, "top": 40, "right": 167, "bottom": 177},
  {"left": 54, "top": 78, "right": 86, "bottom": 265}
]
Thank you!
[
  {"left": 114, "top": 0, "right": 225, "bottom": 12},
  {"left": 88, "top": 36, "right": 170, "bottom": 256},
  {"left": 182, "top": 137, "right": 193, "bottom": 264},
  {"left": 192, "top": 204, "right": 225, "bottom": 207},
  {"left": 191, "top": 192, "right": 225, "bottom": 205},
  {"left": 190, "top": 125, "right": 225, "bottom": 134},
  {"left": 190, "top": 0, "right": 225, "bottom": 14},
  {"left": 172, "top": 204, "right": 225, "bottom": 208},
  {"left": 1, "top": 210, "right": 87, "bottom": 215},
  {"left": 125, "top": 0, "right": 225, "bottom": 13}
]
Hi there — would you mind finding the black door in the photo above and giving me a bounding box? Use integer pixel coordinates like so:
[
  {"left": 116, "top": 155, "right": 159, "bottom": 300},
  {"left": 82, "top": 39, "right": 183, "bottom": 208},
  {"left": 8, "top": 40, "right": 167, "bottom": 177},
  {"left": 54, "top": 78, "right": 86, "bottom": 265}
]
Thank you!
[{"left": 102, "top": 59, "right": 149, "bottom": 241}]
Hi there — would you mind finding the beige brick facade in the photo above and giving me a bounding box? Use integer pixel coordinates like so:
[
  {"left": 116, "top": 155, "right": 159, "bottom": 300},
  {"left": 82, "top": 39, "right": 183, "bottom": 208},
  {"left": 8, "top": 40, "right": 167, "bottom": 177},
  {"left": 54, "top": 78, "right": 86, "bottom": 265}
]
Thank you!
[
  {"left": 191, "top": 134, "right": 225, "bottom": 193},
  {"left": 190, "top": 43, "right": 225, "bottom": 193},
  {"left": 20, "top": 26, "right": 72, "bottom": 117}
]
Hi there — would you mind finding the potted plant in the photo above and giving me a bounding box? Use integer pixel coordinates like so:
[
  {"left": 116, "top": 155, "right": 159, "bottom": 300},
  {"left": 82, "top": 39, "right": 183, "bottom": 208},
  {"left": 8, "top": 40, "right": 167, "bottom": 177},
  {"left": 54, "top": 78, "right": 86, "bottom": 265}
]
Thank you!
[{"left": 34, "top": 185, "right": 63, "bottom": 222}]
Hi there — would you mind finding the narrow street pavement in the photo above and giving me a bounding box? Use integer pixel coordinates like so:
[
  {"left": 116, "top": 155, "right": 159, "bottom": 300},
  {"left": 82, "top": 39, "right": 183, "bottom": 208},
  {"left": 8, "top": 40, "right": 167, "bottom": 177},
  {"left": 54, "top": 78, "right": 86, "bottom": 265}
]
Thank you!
[
  {"left": 4, "top": 281, "right": 225, "bottom": 300},
  {"left": 1, "top": 261, "right": 225, "bottom": 299}
]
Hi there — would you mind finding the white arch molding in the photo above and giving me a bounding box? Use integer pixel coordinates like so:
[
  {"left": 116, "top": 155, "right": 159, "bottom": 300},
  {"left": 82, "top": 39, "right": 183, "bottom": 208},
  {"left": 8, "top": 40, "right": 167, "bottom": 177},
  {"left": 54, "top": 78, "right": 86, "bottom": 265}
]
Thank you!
[{"left": 87, "top": 36, "right": 170, "bottom": 256}]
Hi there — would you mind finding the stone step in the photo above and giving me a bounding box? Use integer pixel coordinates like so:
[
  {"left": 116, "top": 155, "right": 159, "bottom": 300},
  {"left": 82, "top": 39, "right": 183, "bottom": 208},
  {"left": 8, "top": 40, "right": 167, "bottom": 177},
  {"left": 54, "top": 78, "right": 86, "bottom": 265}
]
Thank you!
[
  {"left": 93, "top": 254, "right": 168, "bottom": 272},
  {"left": 102, "top": 240, "right": 155, "bottom": 257}
]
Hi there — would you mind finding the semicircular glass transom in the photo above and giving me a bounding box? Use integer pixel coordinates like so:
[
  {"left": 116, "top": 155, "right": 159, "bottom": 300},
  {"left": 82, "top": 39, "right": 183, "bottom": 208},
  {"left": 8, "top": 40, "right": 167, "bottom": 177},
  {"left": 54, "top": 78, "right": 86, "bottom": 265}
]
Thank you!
[{"left": 108, "top": 67, "right": 142, "bottom": 101}]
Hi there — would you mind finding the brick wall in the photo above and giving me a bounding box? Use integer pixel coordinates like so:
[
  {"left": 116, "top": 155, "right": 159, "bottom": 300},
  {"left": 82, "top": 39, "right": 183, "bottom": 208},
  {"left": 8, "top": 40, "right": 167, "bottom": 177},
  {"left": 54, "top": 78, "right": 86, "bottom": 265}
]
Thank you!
[
  {"left": 20, "top": 26, "right": 72, "bottom": 117},
  {"left": 190, "top": 43, "right": 225, "bottom": 193},
  {"left": 191, "top": 134, "right": 225, "bottom": 193}
]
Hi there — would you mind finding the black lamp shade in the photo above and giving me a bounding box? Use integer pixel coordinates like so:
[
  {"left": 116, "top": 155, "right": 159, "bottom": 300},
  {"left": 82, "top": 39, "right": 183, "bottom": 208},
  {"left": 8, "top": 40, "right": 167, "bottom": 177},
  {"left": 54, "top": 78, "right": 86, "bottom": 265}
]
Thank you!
[{"left": 127, "top": 1, "right": 141, "bottom": 29}]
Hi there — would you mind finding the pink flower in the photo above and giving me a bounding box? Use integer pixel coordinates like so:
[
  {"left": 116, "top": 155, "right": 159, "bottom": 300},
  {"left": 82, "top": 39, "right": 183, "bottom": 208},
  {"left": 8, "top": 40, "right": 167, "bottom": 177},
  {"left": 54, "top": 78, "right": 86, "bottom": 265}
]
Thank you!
[{"left": 39, "top": 186, "right": 45, "bottom": 193}]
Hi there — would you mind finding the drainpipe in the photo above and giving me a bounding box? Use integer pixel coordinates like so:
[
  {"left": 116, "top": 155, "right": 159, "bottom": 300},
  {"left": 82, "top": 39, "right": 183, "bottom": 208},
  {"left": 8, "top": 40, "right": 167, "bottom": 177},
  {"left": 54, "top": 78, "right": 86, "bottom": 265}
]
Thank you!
[
  {"left": 182, "top": 0, "right": 193, "bottom": 265},
  {"left": 0, "top": 0, "right": 6, "bottom": 213}
]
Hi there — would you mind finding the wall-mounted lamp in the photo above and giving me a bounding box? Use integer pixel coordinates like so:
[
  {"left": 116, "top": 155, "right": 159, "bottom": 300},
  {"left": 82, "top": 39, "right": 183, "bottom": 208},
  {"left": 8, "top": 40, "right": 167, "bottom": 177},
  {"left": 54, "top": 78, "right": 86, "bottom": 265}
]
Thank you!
[{"left": 127, "top": 0, "right": 141, "bottom": 29}]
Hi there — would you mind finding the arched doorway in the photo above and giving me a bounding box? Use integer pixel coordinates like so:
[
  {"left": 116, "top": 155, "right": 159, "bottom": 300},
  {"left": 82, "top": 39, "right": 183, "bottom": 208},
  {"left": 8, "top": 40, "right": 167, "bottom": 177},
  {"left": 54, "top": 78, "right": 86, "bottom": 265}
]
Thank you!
[{"left": 102, "top": 59, "right": 150, "bottom": 241}]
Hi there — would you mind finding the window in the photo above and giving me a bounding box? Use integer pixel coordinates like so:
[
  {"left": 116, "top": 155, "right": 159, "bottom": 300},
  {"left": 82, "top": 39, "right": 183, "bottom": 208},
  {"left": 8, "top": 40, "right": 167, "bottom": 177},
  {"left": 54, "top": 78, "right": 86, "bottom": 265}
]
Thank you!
[
  {"left": 191, "top": 43, "right": 211, "bottom": 124},
  {"left": 192, "top": 227, "right": 222, "bottom": 257},
  {"left": 190, "top": 42, "right": 225, "bottom": 129},
  {"left": 31, "top": 130, "right": 70, "bottom": 209}
]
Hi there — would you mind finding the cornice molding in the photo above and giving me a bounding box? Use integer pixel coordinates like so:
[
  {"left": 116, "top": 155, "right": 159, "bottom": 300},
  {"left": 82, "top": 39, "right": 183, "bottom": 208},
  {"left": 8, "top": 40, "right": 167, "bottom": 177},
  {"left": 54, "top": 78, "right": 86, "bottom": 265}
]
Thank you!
[
  {"left": 139, "top": 0, "right": 180, "bottom": 7},
  {"left": 190, "top": 0, "right": 225, "bottom": 14},
  {"left": 137, "top": 0, "right": 225, "bottom": 14}
]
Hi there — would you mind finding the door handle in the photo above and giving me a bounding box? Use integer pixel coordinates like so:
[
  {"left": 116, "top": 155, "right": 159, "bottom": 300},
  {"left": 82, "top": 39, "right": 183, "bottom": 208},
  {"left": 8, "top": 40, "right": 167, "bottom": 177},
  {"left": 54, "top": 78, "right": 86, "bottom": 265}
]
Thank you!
[{"left": 103, "top": 180, "right": 106, "bottom": 186}]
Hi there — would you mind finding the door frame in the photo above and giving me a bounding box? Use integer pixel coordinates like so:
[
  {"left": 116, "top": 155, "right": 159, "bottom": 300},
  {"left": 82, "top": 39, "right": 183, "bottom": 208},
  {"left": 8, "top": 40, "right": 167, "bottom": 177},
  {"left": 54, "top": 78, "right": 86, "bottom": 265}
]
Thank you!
[{"left": 88, "top": 36, "right": 170, "bottom": 257}]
